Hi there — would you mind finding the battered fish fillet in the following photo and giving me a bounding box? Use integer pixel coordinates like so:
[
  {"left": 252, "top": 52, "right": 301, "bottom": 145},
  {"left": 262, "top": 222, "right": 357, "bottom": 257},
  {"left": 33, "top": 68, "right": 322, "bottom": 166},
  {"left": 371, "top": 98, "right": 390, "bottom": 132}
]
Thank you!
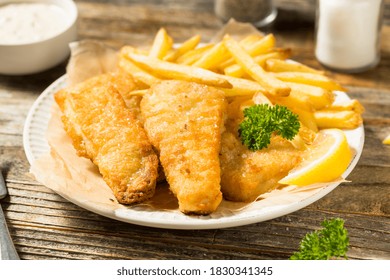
[
  {"left": 141, "top": 80, "right": 226, "bottom": 214},
  {"left": 220, "top": 98, "right": 302, "bottom": 202},
  {"left": 54, "top": 73, "right": 159, "bottom": 204}
]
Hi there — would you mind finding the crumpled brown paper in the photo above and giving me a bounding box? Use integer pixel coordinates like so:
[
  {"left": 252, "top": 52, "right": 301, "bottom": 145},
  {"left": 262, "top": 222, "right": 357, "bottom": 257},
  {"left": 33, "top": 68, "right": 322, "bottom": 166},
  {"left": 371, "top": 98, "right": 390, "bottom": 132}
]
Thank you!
[
  {"left": 66, "top": 40, "right": 119, "bottom": 86},
  {"left": 30, "top": 21, "right": 348, "bottom": 224}
]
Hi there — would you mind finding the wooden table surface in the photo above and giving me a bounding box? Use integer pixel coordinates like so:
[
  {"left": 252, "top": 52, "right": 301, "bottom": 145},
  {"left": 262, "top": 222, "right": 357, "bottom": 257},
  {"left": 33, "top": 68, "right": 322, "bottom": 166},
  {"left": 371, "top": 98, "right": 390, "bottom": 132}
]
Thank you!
[{"left": 1, "top": 0, "right": 389, "bottom": 260}]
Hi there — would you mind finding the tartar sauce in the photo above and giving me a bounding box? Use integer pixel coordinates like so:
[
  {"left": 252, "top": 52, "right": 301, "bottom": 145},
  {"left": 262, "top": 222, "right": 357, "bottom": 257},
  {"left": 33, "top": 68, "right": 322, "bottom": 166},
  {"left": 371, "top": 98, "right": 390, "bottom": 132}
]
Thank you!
[{"left": 0, "top": 3, "right": 69, "bottom": 44}]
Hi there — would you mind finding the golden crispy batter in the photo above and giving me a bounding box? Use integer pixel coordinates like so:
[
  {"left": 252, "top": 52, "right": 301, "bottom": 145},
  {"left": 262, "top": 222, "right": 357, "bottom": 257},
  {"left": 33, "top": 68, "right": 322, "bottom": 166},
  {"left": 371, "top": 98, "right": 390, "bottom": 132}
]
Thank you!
[
  {"left": 110, "top": 71, "right": 144, "bottom": 120},
  {"left": 141, "top": 80, "right": 226, "bottom": 214},
  {"left": 219, "top": 97, "right": 302, "bottom": 202},
  {"left": 54, "top": 73, "right": 159, "bottom": 204},
  {"left": 220, "top": 132, "right": 302, "bottom": 202}
]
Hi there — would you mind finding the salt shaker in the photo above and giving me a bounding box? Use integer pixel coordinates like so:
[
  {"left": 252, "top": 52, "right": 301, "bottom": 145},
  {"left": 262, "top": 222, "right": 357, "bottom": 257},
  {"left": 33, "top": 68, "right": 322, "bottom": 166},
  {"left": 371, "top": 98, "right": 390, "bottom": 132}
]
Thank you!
[
  {"left": 315, "top": 0, "right": 384, "bottom": 73},
  {"left": 214, "top": 0, "right": 277, "bottom": 28}
]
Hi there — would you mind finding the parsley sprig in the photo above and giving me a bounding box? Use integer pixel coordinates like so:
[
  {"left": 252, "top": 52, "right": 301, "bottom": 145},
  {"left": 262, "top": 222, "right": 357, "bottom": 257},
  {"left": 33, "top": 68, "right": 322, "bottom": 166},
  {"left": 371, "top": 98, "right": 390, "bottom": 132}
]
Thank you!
[
  {"left": 239, "top": 104, "right": 300, "bottom": 151},
  {"left": 290, "top": 218, "right": 350, "bottom": 260}
]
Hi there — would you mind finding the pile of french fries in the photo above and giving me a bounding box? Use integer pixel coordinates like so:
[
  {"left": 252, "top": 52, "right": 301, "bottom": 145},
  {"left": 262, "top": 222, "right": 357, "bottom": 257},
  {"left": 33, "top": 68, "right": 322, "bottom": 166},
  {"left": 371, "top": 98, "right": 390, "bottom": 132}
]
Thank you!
[{"left": 118, "top": 28, "right": 363, "bottom": 134}]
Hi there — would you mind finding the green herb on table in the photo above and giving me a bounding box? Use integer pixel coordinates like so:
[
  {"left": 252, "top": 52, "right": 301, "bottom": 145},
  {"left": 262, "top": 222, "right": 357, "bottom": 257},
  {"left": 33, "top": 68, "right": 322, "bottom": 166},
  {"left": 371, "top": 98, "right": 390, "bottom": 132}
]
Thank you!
[
  {"left": 290, "top": 218, "right": 350, "bottom": 260},
  {"left": 239, "top": 104, "right": 300, "bottom": 151}
]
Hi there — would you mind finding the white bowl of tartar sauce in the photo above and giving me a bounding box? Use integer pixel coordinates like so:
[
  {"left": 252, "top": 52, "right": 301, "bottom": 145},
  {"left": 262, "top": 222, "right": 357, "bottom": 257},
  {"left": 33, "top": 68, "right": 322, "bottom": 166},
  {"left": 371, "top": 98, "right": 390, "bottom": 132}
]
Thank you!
[{"left": 0, "top": 0, "right": 78, "bottom": 75}]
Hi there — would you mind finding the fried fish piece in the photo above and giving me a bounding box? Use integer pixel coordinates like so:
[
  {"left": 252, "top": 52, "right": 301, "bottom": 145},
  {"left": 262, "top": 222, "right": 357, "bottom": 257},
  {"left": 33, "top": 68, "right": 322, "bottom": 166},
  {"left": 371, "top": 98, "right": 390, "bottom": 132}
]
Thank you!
[
  {"left": 220, "top": 97, "right": 302, "bottom": 202},
  {"left": 54, "top": 73, "right": 159, "bottom": 204},
  {"left": 141, "top": 80, "right": 226, "bottom": 214}
]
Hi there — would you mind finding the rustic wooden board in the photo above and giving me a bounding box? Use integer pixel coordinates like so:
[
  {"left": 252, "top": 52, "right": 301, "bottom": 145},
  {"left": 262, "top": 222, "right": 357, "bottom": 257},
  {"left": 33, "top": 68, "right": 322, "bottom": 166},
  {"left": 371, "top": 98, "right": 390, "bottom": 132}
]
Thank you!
[{"left": 0, "top": 0, "right": 389, "bottom": 260}]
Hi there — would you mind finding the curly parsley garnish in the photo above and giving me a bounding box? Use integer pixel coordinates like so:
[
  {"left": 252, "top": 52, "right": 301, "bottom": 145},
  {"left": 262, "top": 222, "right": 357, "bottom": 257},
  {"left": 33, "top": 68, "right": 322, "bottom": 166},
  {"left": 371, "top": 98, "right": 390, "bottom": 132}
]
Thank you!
[
  {"left": 290, "top": 218, "right": 350, "bottom": 260},
  {"left": 239, "top": 104, "right": 300, "bottom": 151}
]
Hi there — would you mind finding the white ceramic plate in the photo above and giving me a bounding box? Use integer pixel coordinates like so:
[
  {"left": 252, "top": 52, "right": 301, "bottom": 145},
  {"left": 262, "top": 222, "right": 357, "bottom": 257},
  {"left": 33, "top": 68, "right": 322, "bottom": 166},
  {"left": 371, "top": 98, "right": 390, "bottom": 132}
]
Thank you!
[{"left": 23, "top": 75, "right": 364, "bottom": 229}]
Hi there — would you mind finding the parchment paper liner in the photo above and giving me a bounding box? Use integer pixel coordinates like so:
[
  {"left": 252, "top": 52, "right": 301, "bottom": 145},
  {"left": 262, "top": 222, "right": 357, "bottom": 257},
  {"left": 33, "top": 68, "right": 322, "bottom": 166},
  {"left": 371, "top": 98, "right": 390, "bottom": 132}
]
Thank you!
[{"left": 30, "top": 20, "right": 346, "bottom": 219}]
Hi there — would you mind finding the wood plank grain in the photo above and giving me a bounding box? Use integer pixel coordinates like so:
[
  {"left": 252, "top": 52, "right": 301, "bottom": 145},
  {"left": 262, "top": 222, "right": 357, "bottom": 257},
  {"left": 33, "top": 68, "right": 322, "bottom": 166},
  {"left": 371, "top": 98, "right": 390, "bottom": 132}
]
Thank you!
[
  {"left": 4, "top": 206, "right": 389, "bottom": 260},
  {"left": 1, "top": 0, "right": 389, "bottom": 261},
  {"left": 3, "top": 178, "right": 390, "bottom": 259}
]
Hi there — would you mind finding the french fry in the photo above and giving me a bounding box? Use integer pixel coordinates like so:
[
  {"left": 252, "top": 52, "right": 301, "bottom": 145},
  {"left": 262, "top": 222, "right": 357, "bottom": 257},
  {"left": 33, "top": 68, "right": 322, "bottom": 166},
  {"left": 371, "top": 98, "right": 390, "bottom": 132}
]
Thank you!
[
  {"left": 219, "top": 34, "right": 276, "bottom": 69},
  {"left": 192, "top": 42, "right": 229, "bottom": 69},
  {"left": 118, "top": 56, "right": 161, "bottom": 87},
  {"left": 292, "top": 107, "right": 318, "bottom": 132},
  {"left": 127, "top": 53, "right": 232, "bottom": 88},
  {"left": 220, "top": 34, "right": 265, "bottom": 70},
  {"left": 285, "top": 82, "right": 335, "bottom": 110},
  {"left": 328, "top": 99, "right": 365, "bottom": 114},
  {"left": 313, "top": 98, "right": 364, "bottom": 129},
  {"left": 223, "top": 35, "right": 290, "bottom": 96},
  {"left": 220, "top": 76, "right": 266, "bottom": 96},
  {"left": 163, "top": 34, "right": 201, "bottom": 62},
  {"left": 128, "top": 89, "right": 148, "bottom": 96},
  {"left": 175, "top": 44, "right": 214, "bottom": 65},
  {"left": 270, "top": 93, "right": 314, "bottom": 113},
  {"left": 238, "top": 34, "right": 265, "bottom": 47},
  {"left": 224, "top": 49, "right": 292, "bottom": 78},
  {"left": 149, "top": 28, "right": 173, "bottom": 59},
  {"left": 265, "top": 59, "right": 324, "bottom": 74},
  {"left": 273, "top": 72, "right": 346, "bottom": 92},
  {"left": 314, "top": 110, "right": 363, "bottom": 129},
  {"left": 252, "top": 92, "right": 273, "bottom": 105},
  {"left": 129, "top": 80, "right": 264, "bottom": 99},
  {"left": 245, "top": 33, "right": 276, "bottom": 56},
  {"left": 124, "top": 49, "right": 264, "bottom": 95}
]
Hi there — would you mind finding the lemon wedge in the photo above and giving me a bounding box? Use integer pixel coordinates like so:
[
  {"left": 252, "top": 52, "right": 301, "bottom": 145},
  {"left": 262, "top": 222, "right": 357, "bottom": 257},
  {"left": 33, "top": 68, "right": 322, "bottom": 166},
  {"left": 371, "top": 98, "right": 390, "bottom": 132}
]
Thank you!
[
  {"left": 279, "top": 129, "right": 352, "bottom": 186},
  {"left": 383, "top": 134, "right": 390, "bottom": 145}
]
